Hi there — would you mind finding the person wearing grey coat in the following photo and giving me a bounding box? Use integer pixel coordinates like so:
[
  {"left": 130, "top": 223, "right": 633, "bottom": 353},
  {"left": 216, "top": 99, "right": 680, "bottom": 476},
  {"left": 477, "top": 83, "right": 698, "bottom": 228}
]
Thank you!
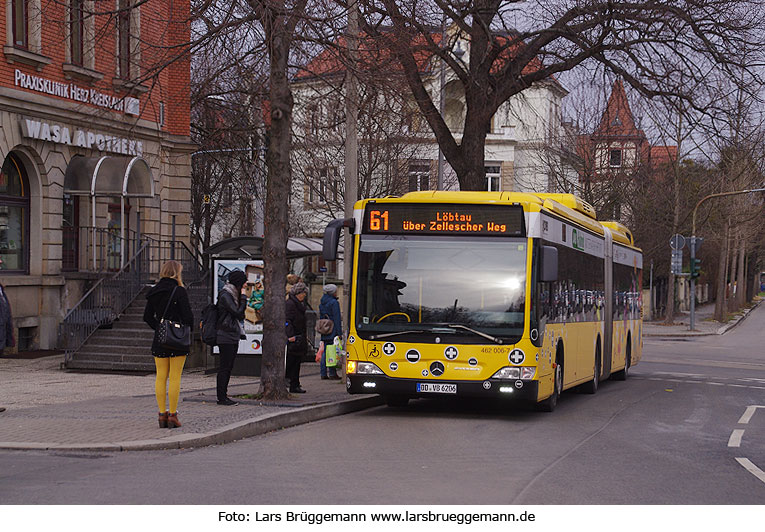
[{"left": 215, "top": 270, "right": 248, "bottom": 405}]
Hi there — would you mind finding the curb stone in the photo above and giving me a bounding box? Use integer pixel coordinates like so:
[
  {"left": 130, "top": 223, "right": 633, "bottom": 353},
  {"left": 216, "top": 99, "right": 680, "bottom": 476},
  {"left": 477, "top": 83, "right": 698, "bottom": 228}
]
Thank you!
[
  {"left": 644, "top": 299, "right": 762, "bottom": 338},
  {"left": 0, "top": 395, "right": 384, "bottom": 452}
]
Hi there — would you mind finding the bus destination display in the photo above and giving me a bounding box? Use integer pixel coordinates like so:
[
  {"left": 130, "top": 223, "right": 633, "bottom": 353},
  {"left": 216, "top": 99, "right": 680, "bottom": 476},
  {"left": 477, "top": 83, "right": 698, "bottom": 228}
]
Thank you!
[{"left": 363, "top": 204, "right": 524, "bottom": 236}]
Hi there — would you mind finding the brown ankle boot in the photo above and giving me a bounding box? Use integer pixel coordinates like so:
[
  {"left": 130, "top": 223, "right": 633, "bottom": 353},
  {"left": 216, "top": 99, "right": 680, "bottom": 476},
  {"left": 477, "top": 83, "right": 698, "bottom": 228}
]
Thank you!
[
  {"left": 167, "top": 412, "right": 181, "bottom": 428},
  {"left": 158, "top": 412, "right": 168, "bottom": 428}
]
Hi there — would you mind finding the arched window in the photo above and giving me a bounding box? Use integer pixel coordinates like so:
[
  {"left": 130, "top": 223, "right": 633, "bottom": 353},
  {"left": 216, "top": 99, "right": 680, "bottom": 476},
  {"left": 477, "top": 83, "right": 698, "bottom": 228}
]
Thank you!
[{"left": 0, "top": 154, "right": 30, "bottom": 273}]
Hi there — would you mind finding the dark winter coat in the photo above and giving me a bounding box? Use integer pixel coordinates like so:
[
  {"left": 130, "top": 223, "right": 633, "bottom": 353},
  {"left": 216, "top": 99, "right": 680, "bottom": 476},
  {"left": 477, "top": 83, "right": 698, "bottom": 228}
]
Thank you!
[
  {"left": 216, "top": 287, "right": 247, "bottom": 346},
  {"left": 0, "top": 284, "right": 15, "bottom": 350},
  {"left": 318, "top": 293, "right": 342, "bottom": 343},
  {"left": 143, "top": 277, "right": 194, "bottom": 357},
  {"left": 285, "top": 293, "right": 308, "bottom": 356}
]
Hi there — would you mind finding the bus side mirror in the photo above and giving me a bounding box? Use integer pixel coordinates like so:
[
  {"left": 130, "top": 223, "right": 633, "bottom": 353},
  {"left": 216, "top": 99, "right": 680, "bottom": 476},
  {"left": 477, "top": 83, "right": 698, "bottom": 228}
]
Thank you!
[
  {"left": 540, "top": 245, "right": 558, "bottom": 283},
  {"left": 323, "top": 218, "right": 354, "bottom": 261}
]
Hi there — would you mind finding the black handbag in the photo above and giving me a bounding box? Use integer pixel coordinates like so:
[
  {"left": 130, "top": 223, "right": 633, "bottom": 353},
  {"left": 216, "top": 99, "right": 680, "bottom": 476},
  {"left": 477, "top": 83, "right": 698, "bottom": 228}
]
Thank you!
[{"left": 154, "top": 286, "right": 191, "bottom": 351}]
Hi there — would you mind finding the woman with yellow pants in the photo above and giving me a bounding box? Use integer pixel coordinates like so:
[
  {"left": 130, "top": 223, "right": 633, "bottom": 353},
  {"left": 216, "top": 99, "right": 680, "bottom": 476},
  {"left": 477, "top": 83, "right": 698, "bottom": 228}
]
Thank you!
[{"left": 143, "top": 261, "right": 194, "bottom": 428}]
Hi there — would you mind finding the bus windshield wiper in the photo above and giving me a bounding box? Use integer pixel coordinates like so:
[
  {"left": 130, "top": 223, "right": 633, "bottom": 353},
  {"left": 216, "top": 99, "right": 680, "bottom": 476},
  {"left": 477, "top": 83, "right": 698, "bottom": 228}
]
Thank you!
[
  {"left": 369, "top": 329, "right": 430, "bottom": 340},
  {"left": 447, "top": 324, "right": 504, "bottom": 344},
  {"left": 369, "top": 327, "right": 455, "bottom": 340}
]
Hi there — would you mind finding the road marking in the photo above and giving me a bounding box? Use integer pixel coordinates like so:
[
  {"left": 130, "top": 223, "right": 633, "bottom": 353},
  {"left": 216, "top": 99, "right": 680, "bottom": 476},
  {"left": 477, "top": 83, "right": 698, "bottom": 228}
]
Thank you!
[
  {"left": 738, "top": 405, "right": 765, "bottom": 425},
  {"left": 635, "top": 375, "right": 765, "bottom": 391},
  {"left": 735, "top": 458, "right": 765, "bottom": 485},
  {"left": 728, "top": 429, "right": 745, "bottom": 447},
  {"left": 646, "top": 356, "right": 765, "bottom": 371}
]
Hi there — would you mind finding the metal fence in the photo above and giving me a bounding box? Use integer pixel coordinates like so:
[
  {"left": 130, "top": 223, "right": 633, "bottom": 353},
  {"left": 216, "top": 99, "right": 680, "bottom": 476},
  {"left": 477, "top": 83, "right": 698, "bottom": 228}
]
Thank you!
[
  {"left": 62, "top": 225, "right": 205, "bottom": 282},
  {"left": 62, "top": 226, "right": 143, "bottom": 273}
]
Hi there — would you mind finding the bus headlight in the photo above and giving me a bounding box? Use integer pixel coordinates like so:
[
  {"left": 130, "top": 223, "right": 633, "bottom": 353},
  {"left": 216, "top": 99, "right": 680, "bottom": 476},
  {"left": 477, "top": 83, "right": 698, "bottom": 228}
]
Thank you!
[
  {"left": 491, "top": 367, "right": 520, "bottom": 379},
  {"left": 350, "top": 362, "right": 383, "bottom": 375},
  {"left": 521, "top": 367, "right": 536, "bottom": 379},
  {"left": 491, "top": 367, "right": 536, "bottom": 380}
]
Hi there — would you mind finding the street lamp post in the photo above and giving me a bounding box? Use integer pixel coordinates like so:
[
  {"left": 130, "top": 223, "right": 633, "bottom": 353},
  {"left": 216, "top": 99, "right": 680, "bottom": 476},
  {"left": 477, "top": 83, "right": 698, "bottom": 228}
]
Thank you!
[
  {"left": 689, "top": 186, "right": 765, "bottom": 330},
  {"left": 437, "top": 19, "right": 446, "bottom": 191}
]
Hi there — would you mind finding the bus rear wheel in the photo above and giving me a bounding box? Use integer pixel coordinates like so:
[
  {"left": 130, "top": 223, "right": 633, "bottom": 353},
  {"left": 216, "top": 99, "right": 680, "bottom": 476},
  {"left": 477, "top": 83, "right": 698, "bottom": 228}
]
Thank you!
[
  {"left": 384, "top": 395, "right": 409, "bottom": 408},
  {"left": 581, "top": 343, "right": 601, "bottom": 394},
  {"left": 614, "top": 338, "right": 631, "bottom": 381}
]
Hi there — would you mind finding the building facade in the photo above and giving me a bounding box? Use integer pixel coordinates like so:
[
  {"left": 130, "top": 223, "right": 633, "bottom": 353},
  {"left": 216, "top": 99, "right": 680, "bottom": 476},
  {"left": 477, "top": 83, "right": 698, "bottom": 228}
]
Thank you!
[
  {"left": 291, "top": 34, "right": 569, "bottom": 243},
  {"left": 0, "top": 0, "right": 193, "bottom": 351}
]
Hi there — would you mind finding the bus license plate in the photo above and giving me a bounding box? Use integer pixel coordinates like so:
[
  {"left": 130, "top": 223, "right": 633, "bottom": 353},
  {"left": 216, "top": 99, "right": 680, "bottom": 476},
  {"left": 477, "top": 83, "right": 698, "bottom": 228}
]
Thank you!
[{"left": 417, "top": 382, "right": 457, "bottom": 394}]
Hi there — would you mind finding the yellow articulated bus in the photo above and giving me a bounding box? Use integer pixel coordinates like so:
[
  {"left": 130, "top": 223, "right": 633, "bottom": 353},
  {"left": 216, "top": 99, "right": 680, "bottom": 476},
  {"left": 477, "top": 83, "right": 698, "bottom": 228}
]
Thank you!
[{"left": 323, "top": 192, "right": 642, "bottom": 411}]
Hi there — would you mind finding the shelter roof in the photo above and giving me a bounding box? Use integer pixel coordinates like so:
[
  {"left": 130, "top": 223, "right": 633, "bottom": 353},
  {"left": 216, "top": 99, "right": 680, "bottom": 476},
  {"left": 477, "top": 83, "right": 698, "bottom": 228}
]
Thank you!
[{"left": 204, "top": 236, "right": 331, "bottom": 260}]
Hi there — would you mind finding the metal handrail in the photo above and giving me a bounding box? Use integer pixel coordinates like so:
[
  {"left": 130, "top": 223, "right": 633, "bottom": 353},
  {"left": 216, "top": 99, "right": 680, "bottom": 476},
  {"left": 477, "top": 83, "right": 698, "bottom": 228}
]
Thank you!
[{"left": 59, "top": 241, "right": 152, "bottom": 366}]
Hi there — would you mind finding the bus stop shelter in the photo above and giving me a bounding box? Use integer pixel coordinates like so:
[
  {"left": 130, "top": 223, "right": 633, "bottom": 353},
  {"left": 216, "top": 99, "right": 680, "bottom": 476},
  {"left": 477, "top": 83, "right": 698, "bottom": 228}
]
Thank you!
[{"left": 203, "top": 236, "right": 328, "bottom": 376}]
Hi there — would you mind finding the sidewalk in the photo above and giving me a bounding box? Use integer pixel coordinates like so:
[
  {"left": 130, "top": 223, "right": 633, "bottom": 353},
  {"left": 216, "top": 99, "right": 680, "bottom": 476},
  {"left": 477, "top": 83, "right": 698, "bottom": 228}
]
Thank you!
[
  {"left": 0, "top": 356, "right": 382, "bottom": 452},
  {"left": 643, "top": 297, "right": 763, "bottom": 337}
]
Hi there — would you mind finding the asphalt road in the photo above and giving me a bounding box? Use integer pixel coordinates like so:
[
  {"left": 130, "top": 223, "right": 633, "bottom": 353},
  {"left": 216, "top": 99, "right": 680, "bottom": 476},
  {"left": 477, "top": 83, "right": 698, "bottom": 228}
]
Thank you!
[{"left": 2, "top": 308, "right": 765, "bottom": 505}]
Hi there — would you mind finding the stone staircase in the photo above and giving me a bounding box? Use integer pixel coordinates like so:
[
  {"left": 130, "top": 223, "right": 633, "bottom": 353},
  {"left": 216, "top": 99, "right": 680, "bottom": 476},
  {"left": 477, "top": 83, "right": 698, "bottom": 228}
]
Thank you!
[{"left": 65, "top": 287, "right": 156, "bottom": 372}]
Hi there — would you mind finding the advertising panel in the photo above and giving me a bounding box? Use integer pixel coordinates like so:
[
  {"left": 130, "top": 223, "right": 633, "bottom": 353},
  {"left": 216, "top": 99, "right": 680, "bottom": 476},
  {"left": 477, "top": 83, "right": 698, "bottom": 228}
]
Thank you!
[{"left": 212, "top": 259, "right": 265, "bottom": 355}]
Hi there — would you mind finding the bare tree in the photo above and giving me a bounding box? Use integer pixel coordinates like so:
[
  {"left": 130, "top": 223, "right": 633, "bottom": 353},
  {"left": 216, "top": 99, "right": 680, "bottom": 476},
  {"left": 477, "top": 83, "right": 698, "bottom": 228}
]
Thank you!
[
  {"left": 692, "top": 70, "right": 765, "bottom": 322},
  {"left": 353, "top": 0, "right": 765, "bottom": 191},
  {"left": 247, "top": 0, "right": 309, "bottom": 400},
  {"left": 190, "top": 0, "right": 310, "bottom": 400},
  {"left": 290, "top": 72, "right": 426, "bottom": 236}
]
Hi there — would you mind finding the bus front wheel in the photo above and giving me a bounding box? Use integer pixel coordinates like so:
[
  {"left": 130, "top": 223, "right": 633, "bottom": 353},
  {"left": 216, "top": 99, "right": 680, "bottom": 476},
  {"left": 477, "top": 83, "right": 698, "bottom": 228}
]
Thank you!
[{"left": 538, "top": 357, "right": 562, "bottom": 412}]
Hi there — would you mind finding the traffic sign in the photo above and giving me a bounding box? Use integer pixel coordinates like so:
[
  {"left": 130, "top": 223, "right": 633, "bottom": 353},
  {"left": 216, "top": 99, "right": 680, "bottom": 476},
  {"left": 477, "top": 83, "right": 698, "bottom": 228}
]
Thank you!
[
  {"left": 203, "top": 194, "right": 211, "bottom": 204},
  {"left": 671, "top": 249, "right": 683, "bottom": 275},
  {"left": 670, "top": 234, "right": 685, "bottom": 250}
]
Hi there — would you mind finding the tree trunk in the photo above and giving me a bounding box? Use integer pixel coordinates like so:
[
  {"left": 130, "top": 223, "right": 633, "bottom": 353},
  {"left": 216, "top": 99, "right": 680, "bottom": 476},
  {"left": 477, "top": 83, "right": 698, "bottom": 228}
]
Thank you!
[
  {"left": 714, "top": 219, "right": 730, "bottom": 322},
  {"left": 259, "top": 6, "right": 294, "bottom": 400},
  {"left": 664, "top": 149, "right": 682, "bottom": 324},
  {"left": 736, "top": 241, "right": 746, "bottom": 308},
  {"left": 455, "top": 107, "right": 490, "bottom": 190},
  {"left": 664, "top": 272, "right": 676, "bottom": 324},
  {"left": 728, "top": 233, "right": 739, "bottom": 312}
]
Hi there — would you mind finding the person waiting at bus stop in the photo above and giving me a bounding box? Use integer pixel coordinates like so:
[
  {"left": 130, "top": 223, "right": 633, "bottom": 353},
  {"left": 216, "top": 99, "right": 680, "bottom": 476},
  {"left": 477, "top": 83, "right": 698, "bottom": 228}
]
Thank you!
[
  {"left": 216, "top": 270, "right": 248, "bottom": 406},
  {"left": 285, "top": 282, "right": 311, "bottom": 393},
  {"left": 319, "top": 284, "right": 342, "bottom": 380}
]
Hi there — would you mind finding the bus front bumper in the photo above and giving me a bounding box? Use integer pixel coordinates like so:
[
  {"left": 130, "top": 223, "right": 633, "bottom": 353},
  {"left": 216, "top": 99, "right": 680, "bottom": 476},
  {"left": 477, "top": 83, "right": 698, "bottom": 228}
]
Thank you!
[{"left": 346, "top": 374, "right": 540, "bottom": 402}]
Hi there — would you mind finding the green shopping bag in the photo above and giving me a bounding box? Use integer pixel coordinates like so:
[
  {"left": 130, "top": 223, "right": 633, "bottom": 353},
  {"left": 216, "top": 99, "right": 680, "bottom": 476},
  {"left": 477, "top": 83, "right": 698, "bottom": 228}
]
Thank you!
[{"left": 325, "top": 342, "right": 338, "bottom": 368}]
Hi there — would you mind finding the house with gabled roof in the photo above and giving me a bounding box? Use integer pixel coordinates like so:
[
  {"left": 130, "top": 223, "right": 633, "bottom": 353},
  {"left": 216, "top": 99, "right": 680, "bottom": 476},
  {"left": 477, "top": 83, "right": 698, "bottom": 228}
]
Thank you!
[{"left": 575, "top": 79, "right": 677, "bottom": 220}]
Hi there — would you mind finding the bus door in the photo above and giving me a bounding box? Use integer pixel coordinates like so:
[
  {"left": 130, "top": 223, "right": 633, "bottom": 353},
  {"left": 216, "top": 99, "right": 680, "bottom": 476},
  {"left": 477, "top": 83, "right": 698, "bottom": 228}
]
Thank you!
[{"left": 602, "top": 228, "right": 613, "bottom": 378}]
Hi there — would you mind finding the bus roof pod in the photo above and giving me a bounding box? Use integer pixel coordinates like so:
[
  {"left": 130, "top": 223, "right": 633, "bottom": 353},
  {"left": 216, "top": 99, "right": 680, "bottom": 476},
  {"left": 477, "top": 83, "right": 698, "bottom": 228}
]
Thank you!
[
  {"left": 601, "top": 221, "right": 634, "bottom": 246},
  {"left": 541, "top": 198, "right": 605, "bottom": 236},
  {"left": 533, "top": 193, "right": 598, "bottom": 220}
]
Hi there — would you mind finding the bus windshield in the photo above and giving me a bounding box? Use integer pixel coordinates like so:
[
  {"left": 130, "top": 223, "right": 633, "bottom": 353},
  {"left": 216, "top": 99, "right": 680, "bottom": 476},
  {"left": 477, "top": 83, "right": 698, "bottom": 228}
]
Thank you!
[{"left": 355, "top": 235, "right": 527, "bottom": 341}]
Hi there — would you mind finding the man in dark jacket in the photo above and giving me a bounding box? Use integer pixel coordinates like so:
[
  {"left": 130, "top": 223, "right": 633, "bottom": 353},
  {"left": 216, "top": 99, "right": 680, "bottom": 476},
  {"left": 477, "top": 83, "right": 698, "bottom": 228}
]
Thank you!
[
  {"left": 318, "top": 284, "right": 342, "bottom": 380},
  {"left": 285, "top": 281, "right": 310, "bottom": 393},
  {"left": 215, "top": 270, "right": 248, "bottom": 405}
]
